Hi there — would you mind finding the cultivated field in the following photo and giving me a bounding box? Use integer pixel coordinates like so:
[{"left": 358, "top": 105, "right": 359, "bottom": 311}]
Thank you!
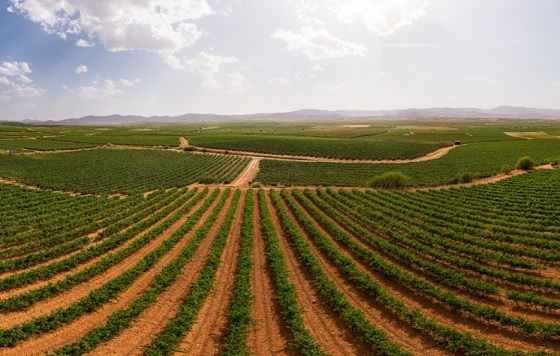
[{"left": 1, "top": 120, "right": 560, "bottom": 355}]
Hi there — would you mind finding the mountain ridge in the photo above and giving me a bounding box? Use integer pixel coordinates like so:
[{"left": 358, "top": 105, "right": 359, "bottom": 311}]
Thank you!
[{"left": 19, "top": 106, "right": 560, "bottom": 125}]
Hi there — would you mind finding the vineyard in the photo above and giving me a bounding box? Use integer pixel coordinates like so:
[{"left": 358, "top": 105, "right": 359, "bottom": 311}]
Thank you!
[
  {"left": 0, "top": 149, "right": 250, "bottom": 193},
  {"left": 0, "top": 168, "right": 559, "bottom": 355},
  {"left": 257, "top": 139, "right": 560, "bottom": 186},
  {"left": 189, "top": 134, "right": 446, "bottom": 160}
]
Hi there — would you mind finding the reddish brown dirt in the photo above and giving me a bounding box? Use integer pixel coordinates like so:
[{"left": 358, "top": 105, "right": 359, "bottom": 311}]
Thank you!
[
  {"left": 87, "top": 191, "right": 236, "bottom": 356},
  {"left": 2, "top": 189, "right": 223, "bottom": 334},
  {"left": 297, "top": 193, "right": 558, "bottom": 353},
  {"left": 0, "top": 191, "right": 201, "bottom": 300},
  {"left": 247, "top": 191, "right": 290, "bottom": 356},
  {"left": 265, "top": 194, "right": 365, "bottom": 356},
  {"left": 172, "top": 191, "right": 246, "bottom": 355},
  {"left": 230, "top": 158, "right": 261, "bottom": 187}
]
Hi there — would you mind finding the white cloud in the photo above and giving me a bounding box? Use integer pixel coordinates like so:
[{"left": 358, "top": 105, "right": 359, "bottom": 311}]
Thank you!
[
  {"left": 273, "top": 27, "right": 367, "bottom": 61},
  {"left": 290, "top": 0, "right": 429, "bottom": 37},
  {"left": 77, "top": 78, "right": 140, "bottom": 99},
  {"left": 76, "top": 38, "right": 94, "bottom": 47},
  {"left": 75, "top": 65, "right": 88, "bottom": 74},
  {"left": 185, "top": 51, "right": 246, "bottom": 91},
  {"left": 383, "top": 42, "right": 435, "bottom": 48},
  {"left": 8, "top": 0, "right": 212, "bottom": 69},
  {"left": 329, "top": 0, "right": 430, "bottom": 36},
  {"left": 0, "top": 61, "right": 43, "bottom": 99}
]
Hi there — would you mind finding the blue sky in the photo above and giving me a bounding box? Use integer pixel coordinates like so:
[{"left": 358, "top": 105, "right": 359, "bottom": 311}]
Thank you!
[{"left": 0, "top": 0, "right": 559, "bottom": 120}]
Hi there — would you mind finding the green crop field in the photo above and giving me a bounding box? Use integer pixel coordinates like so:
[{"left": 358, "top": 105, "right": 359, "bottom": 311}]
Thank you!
[
  {"left": 256, "top": 139, "right": 560, "bottom": 187},
  {"left": 1, "top": 167, "right": 560, "bottom": 355},
  {"left": 1, "top": 120, "right": 560, "bottom": 355},
  {"left": 0, "top": 149, "right": 249, "bottom": 193}
]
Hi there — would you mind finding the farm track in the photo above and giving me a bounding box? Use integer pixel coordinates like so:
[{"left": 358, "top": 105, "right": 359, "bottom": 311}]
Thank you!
[
  {"left": 230, "top": 158, "right": 261, "bottom": 187},
  {"left": 247, "top": 192, "right": 290, "bottom": 356},
  {"left": 87, "top": 190, "right": 234, "bottom": 355},
  {"left": 172, "top": 191, "right": 245, "bottom": 355},
  {"left": 265, "top": 194, "right": 363, "bottom": 355}
]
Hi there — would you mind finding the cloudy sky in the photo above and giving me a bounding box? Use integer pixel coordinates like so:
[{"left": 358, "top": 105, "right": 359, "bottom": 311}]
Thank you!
[{"left": 1, "top": 0, "right": 559, "bottom": 120}]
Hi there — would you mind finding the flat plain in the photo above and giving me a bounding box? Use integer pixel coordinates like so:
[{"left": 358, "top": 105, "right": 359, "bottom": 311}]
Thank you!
[{"left": 1, "top": 119, "right": 560, "bottom": 355}]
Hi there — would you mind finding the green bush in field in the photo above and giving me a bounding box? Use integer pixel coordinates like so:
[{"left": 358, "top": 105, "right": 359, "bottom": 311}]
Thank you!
[
  {"left": 369, "top": 172, "right": 410, "bottom": 189},
  {"left": 516, "top": 156, "right": 535, "bottom": 171}
]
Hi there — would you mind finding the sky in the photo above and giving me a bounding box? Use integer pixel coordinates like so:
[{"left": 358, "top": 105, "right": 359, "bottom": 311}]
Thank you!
[{"left": 0, "top": 0, "right": 560, "bottom": 120}]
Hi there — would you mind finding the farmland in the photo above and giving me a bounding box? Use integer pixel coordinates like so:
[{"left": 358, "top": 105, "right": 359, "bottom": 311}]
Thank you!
[
  {"left": 1, "top": 120, "right": 560, "bottom": 355},
  {"left": 0, "top": 169, "right": 559, "bottom": 355}
]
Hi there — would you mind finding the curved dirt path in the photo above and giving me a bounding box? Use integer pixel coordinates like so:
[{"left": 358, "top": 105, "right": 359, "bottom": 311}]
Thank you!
[
  {"left": 247, "top": 191, "right": 290, "bottom": 355},
  {"left": 265, "top": 195, "right": 365, "bottom": 356},
  {"left": 186, "top": 140, "right": 457, "bottom": 164},
  {"left": 408, "top": 164, "right": 555, "bottom": 192},
  {"left": 172, "top": 191, "right": 245, "bottom": 355},
  {"left": 87, "top": 191, "right": 234, "bottom": 356},
  {"left": 230, "top": 158, "right": 261, "bottom": 187}
]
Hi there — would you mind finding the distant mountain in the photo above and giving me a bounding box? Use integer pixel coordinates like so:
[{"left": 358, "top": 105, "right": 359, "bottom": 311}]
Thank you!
[{"left": 22, "top": 106, "right": 560, "bottom": 126}]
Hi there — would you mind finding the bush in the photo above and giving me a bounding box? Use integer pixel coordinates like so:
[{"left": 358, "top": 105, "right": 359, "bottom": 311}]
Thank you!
[
  {"left": 516, "top": 156, "right": 535, "bottom": 171},
  {"left": 369, "top": 172, "right": 410, "bottom": 189},
  {"left": 198, "top": 176, "right": 218, "bottom": 184}
]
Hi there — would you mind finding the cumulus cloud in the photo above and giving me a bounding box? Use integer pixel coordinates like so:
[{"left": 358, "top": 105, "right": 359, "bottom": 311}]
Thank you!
[
  {"left": 328, "top": 0, "right": 430, "bottom": 36},
  {"left": 75, "top": 65, "right": 88, "bottom": 74},
  {"left": 185, "top": 51, "right": 246, "bottom": 91},
  {"left": 7, "top": 0, "right": 212, "bottom": 69},
  {"left": 0, "top": 61, "right": 43, "bottom": 99},
  {"left": 77, "top": 78, "right": 140, "bottom": 99},
  {"left": 273, "top": 27, "right": 367, "bottom": 61},
  {"left": 75, "top": 39, "right": 94, "bottom": 47},
  {"left": 291, "top": 0, "right": 429, "bottom": 37}
]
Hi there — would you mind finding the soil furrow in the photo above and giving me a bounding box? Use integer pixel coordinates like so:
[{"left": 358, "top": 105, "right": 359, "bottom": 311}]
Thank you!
[
  {"left": 172, "top": 191, "right": 245, "bottom": 355},
  {"left": 85, "top": 191, "right": 235, "bottom": 356},
  {"left": 247, "top": 191, "right": 290, "bottom": 356},
  {"left": 265, "top": 194, "right": 363, "bottom": 356}
]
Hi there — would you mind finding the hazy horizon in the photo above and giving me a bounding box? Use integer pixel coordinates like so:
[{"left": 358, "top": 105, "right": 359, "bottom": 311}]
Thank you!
[{"left": 1, "top": 0, "right": 560, "bottom": 121}]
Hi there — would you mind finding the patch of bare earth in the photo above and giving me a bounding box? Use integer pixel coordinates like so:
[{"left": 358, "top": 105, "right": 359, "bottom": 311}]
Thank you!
[
  {"left": 0, "top": 190, "right": 226, "bottom": 355},
  {"left": 247, "top": 191, "right": 290, "bottom": 356},
  {"left": 230, "top": 158, "right": 261, "bottom": 187},
  {"left": 88, "top": 191, "right": 235, "bottom": 356},
  {"left": 265, "top": 194, "right": 365, "bottom": 356}
]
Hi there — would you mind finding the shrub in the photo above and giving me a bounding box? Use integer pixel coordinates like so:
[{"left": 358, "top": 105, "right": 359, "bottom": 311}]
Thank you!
[
  {"left": 369, "top": 172, "right": 410, "bottom": 189},
  {"left": 198, "top": 176, "right": 218, "bottom": 184},
  {"left": 516, "top": 156, "right": 535, "bottom": 171}
]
